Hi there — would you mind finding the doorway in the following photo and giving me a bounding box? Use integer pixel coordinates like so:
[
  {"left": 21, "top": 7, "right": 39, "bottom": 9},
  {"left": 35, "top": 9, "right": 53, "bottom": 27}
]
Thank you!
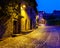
[{"left": 13, "top": 20, "right": 18, "bottom": 34}]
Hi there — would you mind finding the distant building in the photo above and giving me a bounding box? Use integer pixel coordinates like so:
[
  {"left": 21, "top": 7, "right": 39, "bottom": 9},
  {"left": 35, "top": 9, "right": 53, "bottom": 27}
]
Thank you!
[
  {"left": 43, "top": 10, "right": 60, "bottom": 25},
  {"left": 52, "top": 10, "right": 60, "bottom": 19},
  {"left": 38, "top": 11, "right": 46, "bottom": 24},
  {"left": 38, "top": 11, "right": 44, "bottom": 18},
  {"left": 53, "top": 10, "right": 60, "bottom": 15}
]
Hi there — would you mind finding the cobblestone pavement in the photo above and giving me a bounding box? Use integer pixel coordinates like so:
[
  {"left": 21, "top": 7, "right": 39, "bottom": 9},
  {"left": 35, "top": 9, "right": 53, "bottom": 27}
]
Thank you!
[{"left": 0, "top": 25, "right": 60, "bottom": 48}]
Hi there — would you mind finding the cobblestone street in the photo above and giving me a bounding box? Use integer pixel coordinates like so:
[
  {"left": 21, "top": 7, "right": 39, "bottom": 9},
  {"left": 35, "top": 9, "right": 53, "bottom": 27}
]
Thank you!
[{"left": 0, "top": 25, "right": 60, "bottom": 48}]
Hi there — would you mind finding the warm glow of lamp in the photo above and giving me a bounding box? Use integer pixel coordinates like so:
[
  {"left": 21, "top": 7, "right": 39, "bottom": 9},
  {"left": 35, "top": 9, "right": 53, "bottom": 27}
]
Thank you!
[
  {"left": 21, "top": 4, "right": 26, "bottom": 10},
  {"left": 22, "top": 4, "right": 26, "bottom": 8},
  {"left": 21, "top": 4, "right": 26, "bottom": 9},
  {"left": 21, "top": 3, "right": 30, "bottom": 31}
]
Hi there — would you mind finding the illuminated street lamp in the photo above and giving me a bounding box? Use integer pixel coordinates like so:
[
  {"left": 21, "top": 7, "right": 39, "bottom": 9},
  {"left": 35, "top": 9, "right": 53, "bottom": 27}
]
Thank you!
[
  {"left": 22, "top": 4, "right": 26, "bottom": 8},
  {"left": 21, "top": 4, "right": 26, "bottom": 9}
]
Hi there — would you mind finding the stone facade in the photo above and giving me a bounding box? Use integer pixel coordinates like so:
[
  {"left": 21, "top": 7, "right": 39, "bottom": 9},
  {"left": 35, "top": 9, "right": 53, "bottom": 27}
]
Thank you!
[{"left": 0, "top": 1, "right": 37, "bottom": 38}]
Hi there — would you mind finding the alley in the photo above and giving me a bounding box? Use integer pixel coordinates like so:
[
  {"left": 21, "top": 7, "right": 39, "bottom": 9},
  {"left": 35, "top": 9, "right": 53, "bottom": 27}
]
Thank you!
[{"left": 0, "top": 25, "right": 60, "bottom": 48}]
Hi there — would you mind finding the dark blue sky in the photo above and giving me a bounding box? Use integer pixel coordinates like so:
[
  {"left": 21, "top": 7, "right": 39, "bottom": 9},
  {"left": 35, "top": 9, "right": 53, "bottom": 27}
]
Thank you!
[{"left": 36, "top": 0, "right": 60, "bottom": 13}]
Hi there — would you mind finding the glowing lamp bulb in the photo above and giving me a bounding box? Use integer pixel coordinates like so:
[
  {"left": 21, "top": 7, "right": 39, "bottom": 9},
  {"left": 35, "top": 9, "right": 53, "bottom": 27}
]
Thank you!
[{"left": 22, "top": 4, "right": 26, "bottom": 8}]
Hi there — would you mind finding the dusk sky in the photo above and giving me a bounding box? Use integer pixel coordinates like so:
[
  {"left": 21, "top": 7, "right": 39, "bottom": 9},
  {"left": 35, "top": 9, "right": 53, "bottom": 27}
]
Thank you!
[{"left": 36, "top": 0, "right": 60, "bottom": 13}]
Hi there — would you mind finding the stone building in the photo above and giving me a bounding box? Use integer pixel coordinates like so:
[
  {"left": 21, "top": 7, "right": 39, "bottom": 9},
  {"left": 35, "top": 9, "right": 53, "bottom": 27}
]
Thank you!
[{"left": 0, "top": 0, "right": 37, "bottom": 38}]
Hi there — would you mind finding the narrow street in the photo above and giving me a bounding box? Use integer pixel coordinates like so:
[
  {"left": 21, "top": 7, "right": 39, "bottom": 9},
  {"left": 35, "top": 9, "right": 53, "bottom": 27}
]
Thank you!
[{"left": 0, "top": 25, "right": 60, "bottom": 48}]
